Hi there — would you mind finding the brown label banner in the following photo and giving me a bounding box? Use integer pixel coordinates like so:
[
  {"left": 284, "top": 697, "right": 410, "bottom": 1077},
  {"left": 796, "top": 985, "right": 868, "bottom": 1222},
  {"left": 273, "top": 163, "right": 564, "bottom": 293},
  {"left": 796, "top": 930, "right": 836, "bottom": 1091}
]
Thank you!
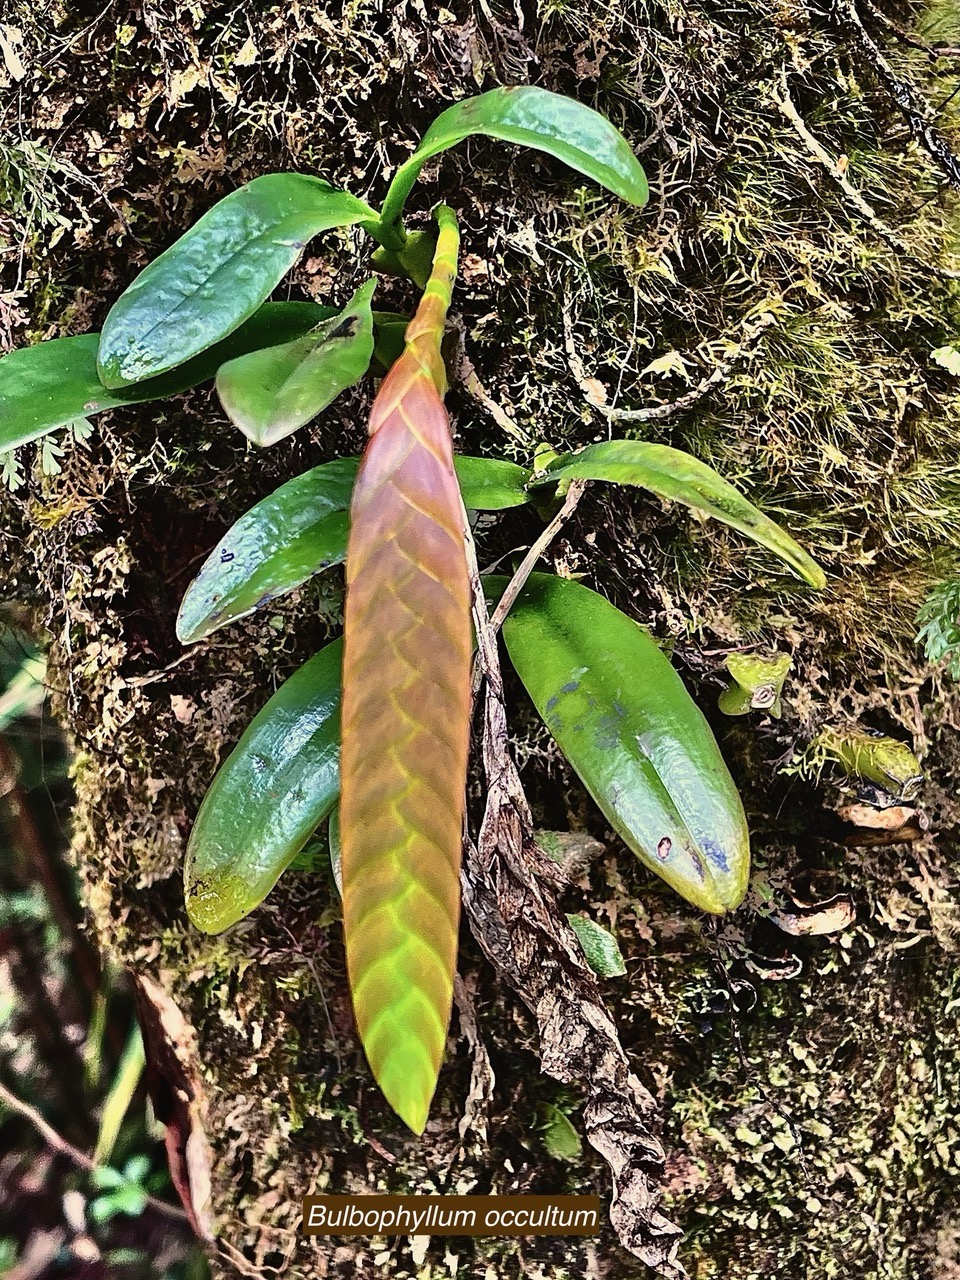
[{"left": 302, "top": 1194, "right": 600, "bottom": 1237}]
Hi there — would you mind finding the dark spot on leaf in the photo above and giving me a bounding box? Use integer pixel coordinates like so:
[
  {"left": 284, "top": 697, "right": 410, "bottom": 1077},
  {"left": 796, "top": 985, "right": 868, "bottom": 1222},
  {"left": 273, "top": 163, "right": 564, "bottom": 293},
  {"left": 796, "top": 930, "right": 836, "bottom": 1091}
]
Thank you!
[
  {"left": 220, "top": 550, "right": 235, "bottom": 564},
  {"left": 329, "top": 316, "right": 359, "bottom": 341},
  {"left": 560, "top": 680, "right": 579, "bottom": 694},
  {"left": 656, "top": 836, "right": 672, "bottom": 860}
]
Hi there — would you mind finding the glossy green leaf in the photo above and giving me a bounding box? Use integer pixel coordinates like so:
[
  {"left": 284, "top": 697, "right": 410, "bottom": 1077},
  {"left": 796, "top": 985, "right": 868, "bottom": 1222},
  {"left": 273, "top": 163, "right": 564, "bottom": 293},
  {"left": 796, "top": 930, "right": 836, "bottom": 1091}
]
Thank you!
[
  {"left": 216, "top": 281, "right": 377, "bottom": 446},
  {"left": 566, "top": 915, "right": 627, "bottom": 978},
  {"left": 490, "top": 572, "right": 750, "bottom": 914},
  {"left": 0, "top": 302, "right": 408, "bottom": 456},
  {"left": 176, "top": 459, "right": 356, "bottom": 644},
  {"left": 98, "top": 175, "right": 377, "bottom": 387},
  {"left": 375, "top": 86, "right": 648, "bottom": 238},
  {"left": 184, "top": 639, "right": 342, "bottom": 934},
  {"left": 532, "top": 440, "right": 826, "bottom": 588},
  {"left": 451, "top": 455, "right": 531, "bottom": 509},
  {"left": 0, "top": 303, "right": 348, "bottom": 454},
  {"left": 176, "top": 455, "right": 531, "bottom": 644}
]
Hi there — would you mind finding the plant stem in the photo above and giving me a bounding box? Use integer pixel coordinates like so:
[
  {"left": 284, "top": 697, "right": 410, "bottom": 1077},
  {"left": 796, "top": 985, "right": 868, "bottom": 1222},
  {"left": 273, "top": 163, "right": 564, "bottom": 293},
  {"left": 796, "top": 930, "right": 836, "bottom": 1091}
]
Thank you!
[
  {"left": 487, "top": 480, "right": 587, "bottom": 636},
  {"left": 375, "top": 154, "right": 424, "bottom": 244}
]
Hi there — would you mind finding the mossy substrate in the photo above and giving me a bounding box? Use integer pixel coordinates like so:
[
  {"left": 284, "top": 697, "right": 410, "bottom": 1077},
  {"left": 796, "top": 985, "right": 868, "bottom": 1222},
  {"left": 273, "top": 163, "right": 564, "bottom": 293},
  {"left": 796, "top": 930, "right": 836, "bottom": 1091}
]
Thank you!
[{"left": 3, "top": 1, "right": 960, "bottom": 1276}]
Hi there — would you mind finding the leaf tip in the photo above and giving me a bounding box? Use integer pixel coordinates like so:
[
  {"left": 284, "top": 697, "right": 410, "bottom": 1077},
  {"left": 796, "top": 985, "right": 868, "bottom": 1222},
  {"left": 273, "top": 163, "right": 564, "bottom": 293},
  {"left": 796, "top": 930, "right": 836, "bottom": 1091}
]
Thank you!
[{"left": 371, "top": 1056, "right": 434, "bottom": 1136}]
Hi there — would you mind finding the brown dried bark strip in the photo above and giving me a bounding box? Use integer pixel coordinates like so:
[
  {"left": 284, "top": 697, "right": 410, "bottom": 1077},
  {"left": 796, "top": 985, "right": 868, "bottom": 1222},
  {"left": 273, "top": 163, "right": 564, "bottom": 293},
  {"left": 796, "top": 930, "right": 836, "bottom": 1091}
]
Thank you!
[{"left": 461, "top": 548, "right": 686, "bottom": 1277}]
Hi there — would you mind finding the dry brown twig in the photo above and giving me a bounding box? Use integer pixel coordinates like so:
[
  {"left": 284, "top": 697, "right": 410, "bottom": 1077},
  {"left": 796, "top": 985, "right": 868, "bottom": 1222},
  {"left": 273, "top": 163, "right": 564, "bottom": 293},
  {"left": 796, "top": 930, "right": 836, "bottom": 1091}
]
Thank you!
[
  {"left": 485, "top": 479, "right": 587, "bottom": 634},
  {"left": 771, "top": 72, "right": 960, "bottom": 280},
  {"left": 837, "top": 0, "right": 960, "bottom": 188},
  {"left": 0, "top": 1079, "right": 188, "bottom": 1223},
  {"left": 600, "top": 312, "right": 779, "bottom": 425}
]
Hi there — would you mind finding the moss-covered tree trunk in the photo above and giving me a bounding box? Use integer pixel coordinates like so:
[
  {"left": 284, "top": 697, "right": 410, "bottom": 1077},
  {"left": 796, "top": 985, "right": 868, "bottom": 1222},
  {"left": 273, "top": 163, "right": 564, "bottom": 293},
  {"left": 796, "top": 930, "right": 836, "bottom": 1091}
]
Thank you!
[{"left": 4, "top": 0, "right": 960, "bottom": 1275}]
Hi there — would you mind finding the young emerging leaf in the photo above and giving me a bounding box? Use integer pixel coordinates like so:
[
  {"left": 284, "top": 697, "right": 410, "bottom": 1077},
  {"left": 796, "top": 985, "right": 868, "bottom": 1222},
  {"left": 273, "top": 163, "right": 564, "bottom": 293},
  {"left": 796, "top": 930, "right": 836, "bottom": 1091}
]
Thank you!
[
  {"left": 340, "top": 206, "right": 471, "bottom": 1134},
  {"left": 98, "top": 175, "right": 376, "bottom": 387},
  {"left": 176, "top": 455, "right": 530, "bottom": 644},
  {"left": 534, "top": 440, "right": 826, "bottom": 588},
  {"left": 375, "top": 85, "right": 648, "bottom": 240},
  {"left": 0, "top": 302, "right": 341, "bottom": 455},
  {"left": 185, "top": 640, "right": 342, "bottom": 934},
  {"left": 491, "top": 573, "right": 750, "bottom": 915},
  {"left": 215, "top": 280, "right": 377, "bottom": 446}
]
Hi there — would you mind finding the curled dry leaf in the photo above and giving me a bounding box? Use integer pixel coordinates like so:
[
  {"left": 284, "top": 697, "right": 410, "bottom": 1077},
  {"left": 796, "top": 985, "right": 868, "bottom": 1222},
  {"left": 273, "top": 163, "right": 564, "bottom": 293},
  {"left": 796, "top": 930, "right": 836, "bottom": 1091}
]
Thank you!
[
  {"left": 744, "top": 952, "right": 804, "bottom": 981},
  {"left": 843, "top": 820, "right": 929, "bottom": 848},
  {"left": 771, "top": 893, "right": 856, "bottom": 936},
  {"left": 133, "top": 974, "right": 214, "bottom": 1239},
  {"left": 837, "top": 802, "right": 928, "bottom": 836},
  {"left": 465, "top": 554, "right": 685, "bottom": 1276}
]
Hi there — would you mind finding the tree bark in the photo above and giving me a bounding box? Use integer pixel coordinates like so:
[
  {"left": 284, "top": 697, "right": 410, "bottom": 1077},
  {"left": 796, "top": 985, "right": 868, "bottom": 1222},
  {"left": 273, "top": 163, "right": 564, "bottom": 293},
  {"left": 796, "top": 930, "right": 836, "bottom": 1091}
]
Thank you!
[{"left": 3, "top": 1, "right": 960, "bottom": 1276}]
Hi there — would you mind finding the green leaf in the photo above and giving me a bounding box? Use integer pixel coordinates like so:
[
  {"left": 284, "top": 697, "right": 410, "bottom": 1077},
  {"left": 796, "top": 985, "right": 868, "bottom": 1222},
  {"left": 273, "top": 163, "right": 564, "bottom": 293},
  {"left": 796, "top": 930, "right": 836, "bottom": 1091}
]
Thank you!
[
  {"left": 565, "top": 914, "right": 627, "bottom": 978},
  {"left": 0, "top": 651, "right": 46, "bottom": 732},
  {"left": 98, "top": 175, "right": 377, "bottom": 387},
  {"left": 176, "top": 455, "right": 531, "bottom": 643},
  {"left": 184, "top": 640, "right": 342, "bottom": 934},
  {"left": 215, "top": 280, "right": 377, "bottom": 446},
  {"left": 537, "top": 1102, "right": 583, "bottom": 1162},
  {"left": 0, "top": 302, "right": 342, "bottom": 454},
  {"left": 532, "top": 440, "right": 827, "bottom": 589},
  {"left": 917, "top": 576, "right": 960, "bottom": 678},
  {"left": 489, "top": 573, "right": 750, "bottom": 915},
  {"left": 176, "top": 458, "right": 355, "bottom": 644},
  {"left": 376, "top": 86, "right": 648, "bottom": 238},
  {"left": 451, "top": 455, "right": 532, "bottom": 509}
]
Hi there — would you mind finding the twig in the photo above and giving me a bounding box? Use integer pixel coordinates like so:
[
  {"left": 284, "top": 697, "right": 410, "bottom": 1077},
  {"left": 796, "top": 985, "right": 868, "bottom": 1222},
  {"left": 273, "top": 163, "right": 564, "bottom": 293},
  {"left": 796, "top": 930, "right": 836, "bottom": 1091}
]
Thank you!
[
  {"left": 836, "top": 0, "right": 960, "bottom": 188},
  {"left": 771, "top": 73, "right": 960, "bottom": 280},
  {"left": 460, "top": 352, "right": 532, "bottom": 446},
  {"left": 0, "top": 1080, "right": 188, "bottom": 1223},
  {"left": 595, "top": 312, "right": 779, "bottom": 424},
  {"left": 860, "top": 0, "right": 937, "bottom": 56},
  {"left": 487, "top": 480, "right": 587, "bottom": 637}
]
